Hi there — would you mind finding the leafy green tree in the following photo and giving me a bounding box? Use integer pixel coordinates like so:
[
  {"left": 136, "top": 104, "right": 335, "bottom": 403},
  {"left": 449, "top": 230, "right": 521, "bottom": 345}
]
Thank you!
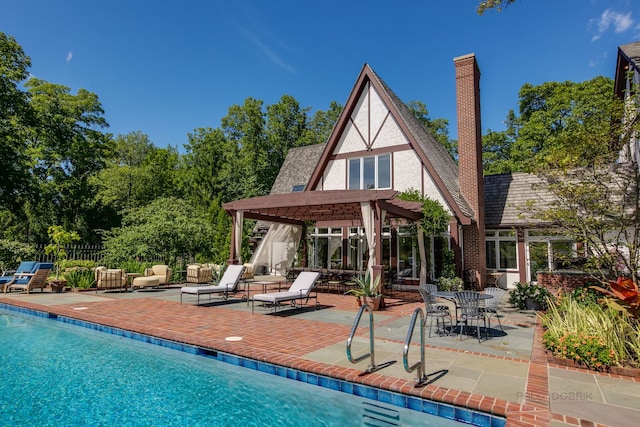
[
  {"left": 0, "top": 32, "right": 32, "bottom": 207},
  {"left": 23, "top": 78, "right": 111, "bottom": 242},
  {"left": 476, "top": 0, "right": 517, "bottom": 14},
  {"left": 264, "top": 95, "right": 309, "bottom": 187},
  {"left": 101, "top": 198, "right": 215, "bottom": 266},
  {"left": 221, "top": 97, "right": 268, "bottom": 198},
  {"left": 300, "top": 101, "right": 343, "bottom": 145},
  {"left": 515, "top": 77, "right": 619, "bottom": 171},
  {"left": 406, "top": 100, "right": 455, "bottom": 159},
  {"left": 484, "top": 77, "right": 620, "bottom": 175}
]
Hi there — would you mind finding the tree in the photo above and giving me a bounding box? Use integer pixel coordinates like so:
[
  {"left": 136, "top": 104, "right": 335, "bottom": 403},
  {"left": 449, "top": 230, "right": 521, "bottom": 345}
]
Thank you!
[
  {"left": 221, "top": 97, "right": 269, "bottom": 198},
  {"left": 22, "top": 78, "right": 111, "bottom": 242},
  {"left": 484, "top": 77, "right": 619, "bottom": 175},
  {"left": 0, "top": 32, "right": 32, "bottom": 206},
  {"left": 299, "top": 101, "right": 343, "bottom": 146},
  {"left": 476, "top": 0, "right": 517, "bottom": 14},
  {"left": 406, "top": 100, "right": 455, "bottom": 159},
  {"left": 101, "top": 198, "right": 215, "bottom": 266},
  {"left": 264, "top": 95, "right": 309, "bottom": 187}
]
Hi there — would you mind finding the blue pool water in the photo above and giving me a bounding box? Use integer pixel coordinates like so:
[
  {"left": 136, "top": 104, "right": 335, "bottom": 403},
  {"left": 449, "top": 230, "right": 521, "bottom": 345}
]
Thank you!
[{"left": 0, "top": 306, "right": 503, "bottom": 426}]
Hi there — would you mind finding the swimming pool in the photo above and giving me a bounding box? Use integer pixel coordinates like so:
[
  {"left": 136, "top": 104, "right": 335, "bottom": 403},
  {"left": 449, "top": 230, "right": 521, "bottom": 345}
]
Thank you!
[{"left": 0, "top": 304, "right": 504, "bottom": 426}]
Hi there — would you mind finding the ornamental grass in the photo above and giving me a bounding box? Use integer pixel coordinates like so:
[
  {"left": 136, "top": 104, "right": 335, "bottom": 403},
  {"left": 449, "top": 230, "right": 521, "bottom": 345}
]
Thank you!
[{"left": 542, "top": 294, "right": 640, "bottom": 369}]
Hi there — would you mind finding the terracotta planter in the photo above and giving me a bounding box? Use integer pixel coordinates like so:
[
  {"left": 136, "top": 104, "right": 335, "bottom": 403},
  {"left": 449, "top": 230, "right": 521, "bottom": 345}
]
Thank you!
[{"left": 362, "top": 296, "right": 384, "bottom": 311}]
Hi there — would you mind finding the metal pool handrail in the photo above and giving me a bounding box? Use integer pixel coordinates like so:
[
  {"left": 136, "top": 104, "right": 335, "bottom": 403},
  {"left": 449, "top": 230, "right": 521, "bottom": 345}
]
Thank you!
[
  {"left": 346, "top": 303, "right": 378, "bottom": 372},
  {"left": 403, "top": 307, "right": 428, "bottom": 385}
]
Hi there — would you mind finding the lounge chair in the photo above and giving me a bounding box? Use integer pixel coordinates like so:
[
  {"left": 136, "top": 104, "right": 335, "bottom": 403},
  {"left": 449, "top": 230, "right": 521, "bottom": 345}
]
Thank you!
[
  {"left": 0, "top": 261, "right": 37, "bottom": 286},
  {"left": 180, "top": 264, "right": 245, "bottom": 305},
  {"left": 3, "top": 262, "right": 53, "bottom": 294},
  {"left": 251, "top": 271, "right": 321, "bottom": 314}
]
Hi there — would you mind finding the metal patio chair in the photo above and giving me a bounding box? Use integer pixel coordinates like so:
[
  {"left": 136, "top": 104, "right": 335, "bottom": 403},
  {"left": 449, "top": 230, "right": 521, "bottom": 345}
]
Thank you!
[
  {"left": 454, "top": 291, "right": 485, "bottom": 342},
  {"left": 479, "top": 287, "right": 508, "bottom": 333},
  {"left": 418, "top": 284, "right": 453, "bottom": 337}
]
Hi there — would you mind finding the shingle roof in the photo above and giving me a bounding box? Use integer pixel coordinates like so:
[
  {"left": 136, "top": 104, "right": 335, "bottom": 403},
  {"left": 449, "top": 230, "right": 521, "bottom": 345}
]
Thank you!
[
  {"left": 270, "top": 144, "right": 325, "bottom": 194},
  {"left": 483, "top": 173, "right": 554, "bottom": 226},
  {"left": 620, "top": 41, "right": 640, "bottom": 67}
]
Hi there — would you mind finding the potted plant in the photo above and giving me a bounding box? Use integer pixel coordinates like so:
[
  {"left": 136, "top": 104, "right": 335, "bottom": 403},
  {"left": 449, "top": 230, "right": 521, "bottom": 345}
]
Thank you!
[
  {"left": 44, "top": 225, "right": 80, "bottom": 280},
  {"left": 345, "top": 271, "right": 384, "bottom": 310},
  {"left": 509, "top": 281, "right": 552, "bottom": 310}
]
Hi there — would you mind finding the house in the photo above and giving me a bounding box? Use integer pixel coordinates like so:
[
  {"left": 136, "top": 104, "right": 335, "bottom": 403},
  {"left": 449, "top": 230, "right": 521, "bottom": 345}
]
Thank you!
[
  {"left": 614, "top": 41, "right": 640, "bottom": 163},
  {"left": 223, "top": 53, "right": 579, "bottom": 289}
]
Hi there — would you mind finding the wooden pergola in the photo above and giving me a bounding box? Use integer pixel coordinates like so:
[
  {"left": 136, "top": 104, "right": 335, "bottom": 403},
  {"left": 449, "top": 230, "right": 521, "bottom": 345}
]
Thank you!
[{"left": 223, "top": 190, "right": 423, "bottom": 287}]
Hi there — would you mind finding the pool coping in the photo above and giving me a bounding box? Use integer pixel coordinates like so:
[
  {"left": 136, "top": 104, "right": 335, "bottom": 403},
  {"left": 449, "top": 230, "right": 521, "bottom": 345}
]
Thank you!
[{"left": 1, "top": 300, "right": 507, "bottom": 427}]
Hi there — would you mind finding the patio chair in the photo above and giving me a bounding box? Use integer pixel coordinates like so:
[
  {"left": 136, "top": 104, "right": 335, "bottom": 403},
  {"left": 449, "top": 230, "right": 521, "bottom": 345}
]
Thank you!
[
  {"left": 94, "top": 267, "right": 128, "bottom": 293},
  {"left": 3, "top": 262, "right": 53, "bottom": 294},
  {"left": 186, "top": 264, "right": 213, "bottom": 284},
  {"left": 0, "top": 261, "right": 37, "bottom": 286},
  {"left": 144, "top": 264, "right": 172, "bottom": 287},
  {"left": 251, "top": 271, "right": 321, "bottom": 314},
  {"left": 454, "top": 291, "right": 485, "bottom": 342},
  {"left": 418, "top": 284, "right": 452, "bottom": 337},
  {"left": 479, "top": 287, "right": 508, "bottom": 332},
  {"left": 180, "top": 264, "right": 245, "bottom": 305}
]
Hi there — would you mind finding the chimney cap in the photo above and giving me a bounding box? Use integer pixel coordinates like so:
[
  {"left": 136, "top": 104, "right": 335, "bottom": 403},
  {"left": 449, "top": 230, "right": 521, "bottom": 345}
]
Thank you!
[{"left": 453, "top": 53, "right": 476, "bottom": 62}]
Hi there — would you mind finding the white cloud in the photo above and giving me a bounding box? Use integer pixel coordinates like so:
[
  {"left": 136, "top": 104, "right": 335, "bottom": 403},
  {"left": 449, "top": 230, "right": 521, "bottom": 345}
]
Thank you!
[
  {"left": 598, "top": 9, "right": 633, "bottom": 34},
  {"left": 66, "top": 51, "right": 73, "bottom": 63}
]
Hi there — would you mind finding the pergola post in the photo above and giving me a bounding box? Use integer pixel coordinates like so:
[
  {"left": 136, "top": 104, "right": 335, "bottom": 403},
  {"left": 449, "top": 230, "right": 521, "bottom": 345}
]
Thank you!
[
  {"left": 228, "top": 210, "right": 243, "bottom": 265},
  {"left": 373, "top": 202, "right": 385, "bottom": 294}
]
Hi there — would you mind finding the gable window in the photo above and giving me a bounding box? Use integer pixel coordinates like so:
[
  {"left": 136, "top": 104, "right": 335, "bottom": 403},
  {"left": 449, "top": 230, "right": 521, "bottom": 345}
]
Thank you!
[{"left": 348, "top": 154, "right": 391, "bottom": 190}]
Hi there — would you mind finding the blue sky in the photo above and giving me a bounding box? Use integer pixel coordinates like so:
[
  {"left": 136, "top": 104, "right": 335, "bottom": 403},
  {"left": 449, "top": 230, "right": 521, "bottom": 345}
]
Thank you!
[{"left": 2, "top": 0, "right": 640, "bottom": 150}]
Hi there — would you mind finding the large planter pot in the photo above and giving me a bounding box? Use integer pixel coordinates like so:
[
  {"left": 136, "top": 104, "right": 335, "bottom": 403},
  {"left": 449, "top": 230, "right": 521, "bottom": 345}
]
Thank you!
[
  {"left": 524, "top": 297, "right": 542, "bottom": 310},
  {"left": 362, "top": 295, "right": 384, "bottom": 311}
]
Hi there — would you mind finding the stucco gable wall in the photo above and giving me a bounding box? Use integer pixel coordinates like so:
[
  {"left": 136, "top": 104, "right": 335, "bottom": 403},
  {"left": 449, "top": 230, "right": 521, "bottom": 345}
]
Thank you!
[
  {"left": 334, "top": 84, "right": 408, "bottom": 155},
  {"left": 322, "top": 159, "right": 346, "bottom": 190}
]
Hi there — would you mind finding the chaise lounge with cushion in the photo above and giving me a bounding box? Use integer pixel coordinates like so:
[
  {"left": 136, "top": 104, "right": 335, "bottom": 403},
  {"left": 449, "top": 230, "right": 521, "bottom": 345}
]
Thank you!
[
  {"left": 180, "top": 264, "right": 245, "bottom": 305},
  {"left": 251, "top": 271, "right": 321, "bottom": 314},
  {"left": 0, "top": 261, "right": 37, "bottom": 288},
  {"left": 3, "top": 262, "right": 53, "bottom": 294}
]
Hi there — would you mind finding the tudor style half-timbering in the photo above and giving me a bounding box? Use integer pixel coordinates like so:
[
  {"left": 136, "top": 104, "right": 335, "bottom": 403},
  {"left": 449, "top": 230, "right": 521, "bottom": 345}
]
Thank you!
[{"left": 225, "top": 55, "right": 487, "bottom": 287}]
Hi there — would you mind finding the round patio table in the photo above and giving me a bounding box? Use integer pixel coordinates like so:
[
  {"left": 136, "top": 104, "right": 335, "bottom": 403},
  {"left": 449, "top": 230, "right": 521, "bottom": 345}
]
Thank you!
[{"left": 433, "top": 291, "right": 493, "bottom": 327}]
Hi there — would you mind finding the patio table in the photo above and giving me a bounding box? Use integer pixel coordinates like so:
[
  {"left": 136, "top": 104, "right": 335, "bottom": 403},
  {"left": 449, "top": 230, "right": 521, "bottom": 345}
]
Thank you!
[{"left": 434, "top": 291, "right": 493, "bottom": 327}]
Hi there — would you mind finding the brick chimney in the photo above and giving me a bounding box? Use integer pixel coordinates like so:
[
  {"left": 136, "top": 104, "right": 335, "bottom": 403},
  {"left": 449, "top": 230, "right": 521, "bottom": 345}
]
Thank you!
[{"left": 454, "top": 53, "right": 486, "bottom": 286}]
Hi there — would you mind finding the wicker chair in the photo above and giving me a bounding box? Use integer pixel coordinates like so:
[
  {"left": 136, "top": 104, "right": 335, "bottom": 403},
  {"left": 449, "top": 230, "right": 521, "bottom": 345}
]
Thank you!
[{"left": 186, "top": 264, "right": 213, "bottom": 284}]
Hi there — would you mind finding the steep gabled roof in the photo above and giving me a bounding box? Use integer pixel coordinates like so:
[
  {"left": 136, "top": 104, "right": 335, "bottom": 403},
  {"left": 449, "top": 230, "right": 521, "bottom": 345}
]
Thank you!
[{"left": 306, "top": 63, "right": 473, "bottom": 224}]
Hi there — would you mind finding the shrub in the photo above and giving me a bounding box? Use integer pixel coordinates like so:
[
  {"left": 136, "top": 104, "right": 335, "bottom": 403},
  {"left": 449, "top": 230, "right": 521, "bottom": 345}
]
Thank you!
[
  {"left": 542, "top": 294, "right": 636, "bottom": 368},
  {"left": 436, "top": 276, "right": 463, "bottom": 292},
  {"left": 543, "top": 331, "right": 615, "bottom": 368},
  {"left": 64, "top": 267, "right": 95, "bottom": 289},
  {"left": 509, "top": 281, "right": 552, "bottom": 310}
]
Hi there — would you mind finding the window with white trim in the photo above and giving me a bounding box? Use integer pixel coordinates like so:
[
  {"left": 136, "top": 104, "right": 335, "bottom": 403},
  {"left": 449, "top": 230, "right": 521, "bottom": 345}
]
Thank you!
[
  {"left": 348, "top": 154, "right": 391, "bottom": 190},
  {"left": 486, "top": 230, "right": 517, "bottom": 270}
]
